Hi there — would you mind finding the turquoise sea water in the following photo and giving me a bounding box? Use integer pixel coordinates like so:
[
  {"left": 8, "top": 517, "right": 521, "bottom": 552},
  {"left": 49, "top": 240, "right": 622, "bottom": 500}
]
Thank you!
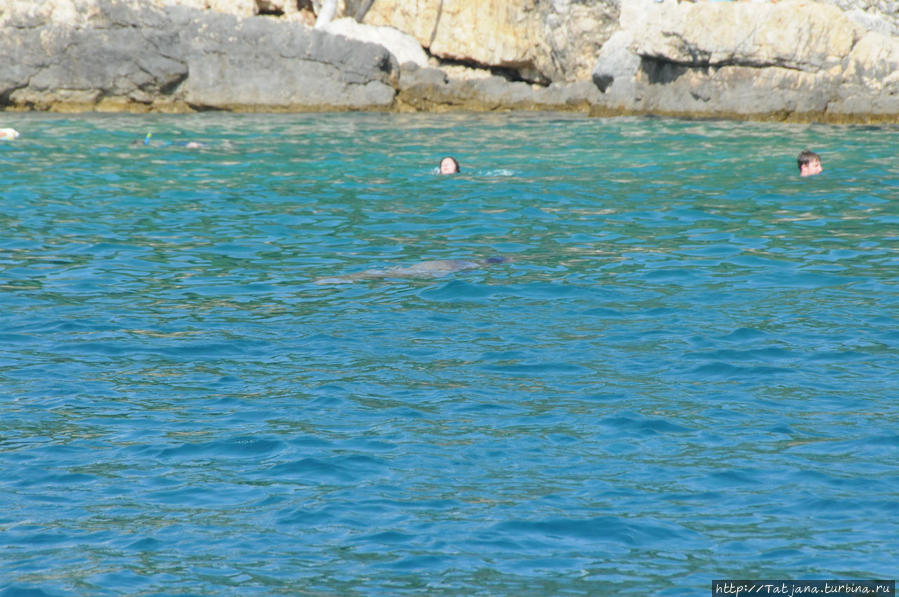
[{"left": 1, "top": 112, "right": 897, "bottom": 596}]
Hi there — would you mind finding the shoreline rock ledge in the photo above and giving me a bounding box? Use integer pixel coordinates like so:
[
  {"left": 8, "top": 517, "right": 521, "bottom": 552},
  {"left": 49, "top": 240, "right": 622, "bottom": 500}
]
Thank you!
[{"left": 1, "top": 0, "right": 897, "bottom": 123}]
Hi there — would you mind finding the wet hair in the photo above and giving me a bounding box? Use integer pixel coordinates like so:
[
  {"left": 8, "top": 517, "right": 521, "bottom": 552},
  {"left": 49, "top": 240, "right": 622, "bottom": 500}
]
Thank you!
[
  {"left": 440, "top": 156, "right": 460, "bottom": 173},
  {"left": 797, "top": 149, "right": 821, "bottom": 172}
]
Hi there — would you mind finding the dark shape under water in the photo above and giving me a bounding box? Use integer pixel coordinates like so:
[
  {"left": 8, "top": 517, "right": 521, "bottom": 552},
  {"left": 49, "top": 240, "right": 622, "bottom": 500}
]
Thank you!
[{"left": 315, "top": 256, "right": 511, "bottom": 285}]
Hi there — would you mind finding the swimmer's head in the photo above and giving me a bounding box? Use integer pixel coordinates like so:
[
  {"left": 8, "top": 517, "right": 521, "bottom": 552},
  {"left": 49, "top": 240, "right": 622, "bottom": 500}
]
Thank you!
[
  {"left": 797, "top": 149, "right": 822, "bottom": 177},
  {"left": 439, "top": 156, "right": 460, "bottom": 175},
  {"left": 0, "top": 128, "right": 20, "bottom": 140}
]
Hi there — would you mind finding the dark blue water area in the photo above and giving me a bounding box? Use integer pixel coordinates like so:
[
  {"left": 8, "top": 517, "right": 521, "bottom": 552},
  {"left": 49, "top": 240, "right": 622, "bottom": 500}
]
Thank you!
[{"left": 0, "top": 112, "right": 897, "bottom": 595}]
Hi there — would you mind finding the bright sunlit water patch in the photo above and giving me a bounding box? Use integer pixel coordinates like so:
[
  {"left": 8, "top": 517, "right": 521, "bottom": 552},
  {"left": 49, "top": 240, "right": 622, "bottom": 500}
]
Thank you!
[{"left": 1, "top": 112, "right": 897, "bottom": 596}]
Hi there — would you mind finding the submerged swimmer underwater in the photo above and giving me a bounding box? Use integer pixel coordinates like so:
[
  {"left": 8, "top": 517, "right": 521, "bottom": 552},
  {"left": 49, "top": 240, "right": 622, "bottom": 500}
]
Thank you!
[{"left": 315, "top": 256, "right": 511, "bottom": 285}]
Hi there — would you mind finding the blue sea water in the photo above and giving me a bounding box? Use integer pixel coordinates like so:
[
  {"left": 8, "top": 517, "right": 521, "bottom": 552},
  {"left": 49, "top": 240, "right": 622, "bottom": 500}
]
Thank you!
[{"left": 0, "top": 112, "right": 897, "bottom": 596}]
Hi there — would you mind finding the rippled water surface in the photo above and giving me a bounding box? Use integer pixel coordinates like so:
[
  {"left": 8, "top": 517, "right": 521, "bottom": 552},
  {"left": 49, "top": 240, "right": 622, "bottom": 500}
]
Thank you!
[{"left": 1, "top": 112, "right": 897, "bottom": 596}]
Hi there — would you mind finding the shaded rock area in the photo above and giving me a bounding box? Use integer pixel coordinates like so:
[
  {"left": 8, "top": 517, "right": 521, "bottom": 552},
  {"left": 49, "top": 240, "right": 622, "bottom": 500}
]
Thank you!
[
  {"left": 395, "top": 64, "right": 602, "bottom": 113},
  {"left": 180, "top": 11, "right": 397, "bottom": 110},
  {"left": 0, "top": 0, "right": 397, "bottom": 112},
  {"left": 360, "top": 0, "right": 619, "bottom": 84},
  {"left": 0, "top": 0, "right": 897, "bottom": 122},
  {"left": 320, "top": 17, "right": 429, "bottom": 68},
  {"left": 597, "top": 0, "right": 899, "bottom": 122}
]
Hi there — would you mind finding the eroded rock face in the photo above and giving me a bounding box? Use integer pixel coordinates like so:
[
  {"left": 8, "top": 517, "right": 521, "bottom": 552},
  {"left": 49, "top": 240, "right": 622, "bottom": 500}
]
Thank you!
[
  {"left": 591, "top": 30, "right": 639, "bottom": 107},
  {"left": 623, "top": 0, "right": 863, "bottom": 70},
  {"left": 831, "top": 29, "right": 899, "bottom": 115},
  {"left": 178, "top": 10, "right": 398, "bottom": 110},
  {"left": 321, "top": 17, "right": 430, "bottom": 68},
  {"left": 822, "top": 0, "right": 899, "bottom": 36},
  {"left": 0, "top": 1, "right": 188, "bottom": 111},
  {"left": 396, "top": 63, "right": 602, "bottom": 112},
  {"left": 593, "top": 0, "right": 899, "bottom": 120},
  {"left": 359, "top": 0, "right": 442, "bottom": 49},
  {"left": 0, "top": 0, "right": 398, "bottom": 111},
  {"left": 150, "top": 0, "right": 258, "bottom": 17},
  {"left": 536, "top": 0, "right": 619, "bottom": 83},
  {"left": 1, "top": 0, "right": 896, "bottom": 121},
  {"left": 362, "top": 0, "right": 618, "bottom": 83},
  {"left": 0, "top": 0, "right": 106, "bottom": 27},
  {"left": 364, "top": 0, "right": 542, "bottom": 79},
  {"left": 429, "top": 1, "right": 542, "bottom": 77}
]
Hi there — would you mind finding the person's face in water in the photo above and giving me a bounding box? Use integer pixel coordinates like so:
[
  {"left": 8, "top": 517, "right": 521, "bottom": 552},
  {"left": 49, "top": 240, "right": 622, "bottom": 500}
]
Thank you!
[
  {"left": 801, "top": 158, "right": 823, "bottom": 177},
  {"left": 440, "top": 157, "right": 459, "bottom": 175}
]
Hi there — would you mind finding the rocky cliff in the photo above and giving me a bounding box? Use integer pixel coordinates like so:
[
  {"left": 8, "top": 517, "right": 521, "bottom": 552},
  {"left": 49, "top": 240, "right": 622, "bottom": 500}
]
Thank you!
[{"left": 0, "top": 0, "right": 896, "bottom": 122}]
